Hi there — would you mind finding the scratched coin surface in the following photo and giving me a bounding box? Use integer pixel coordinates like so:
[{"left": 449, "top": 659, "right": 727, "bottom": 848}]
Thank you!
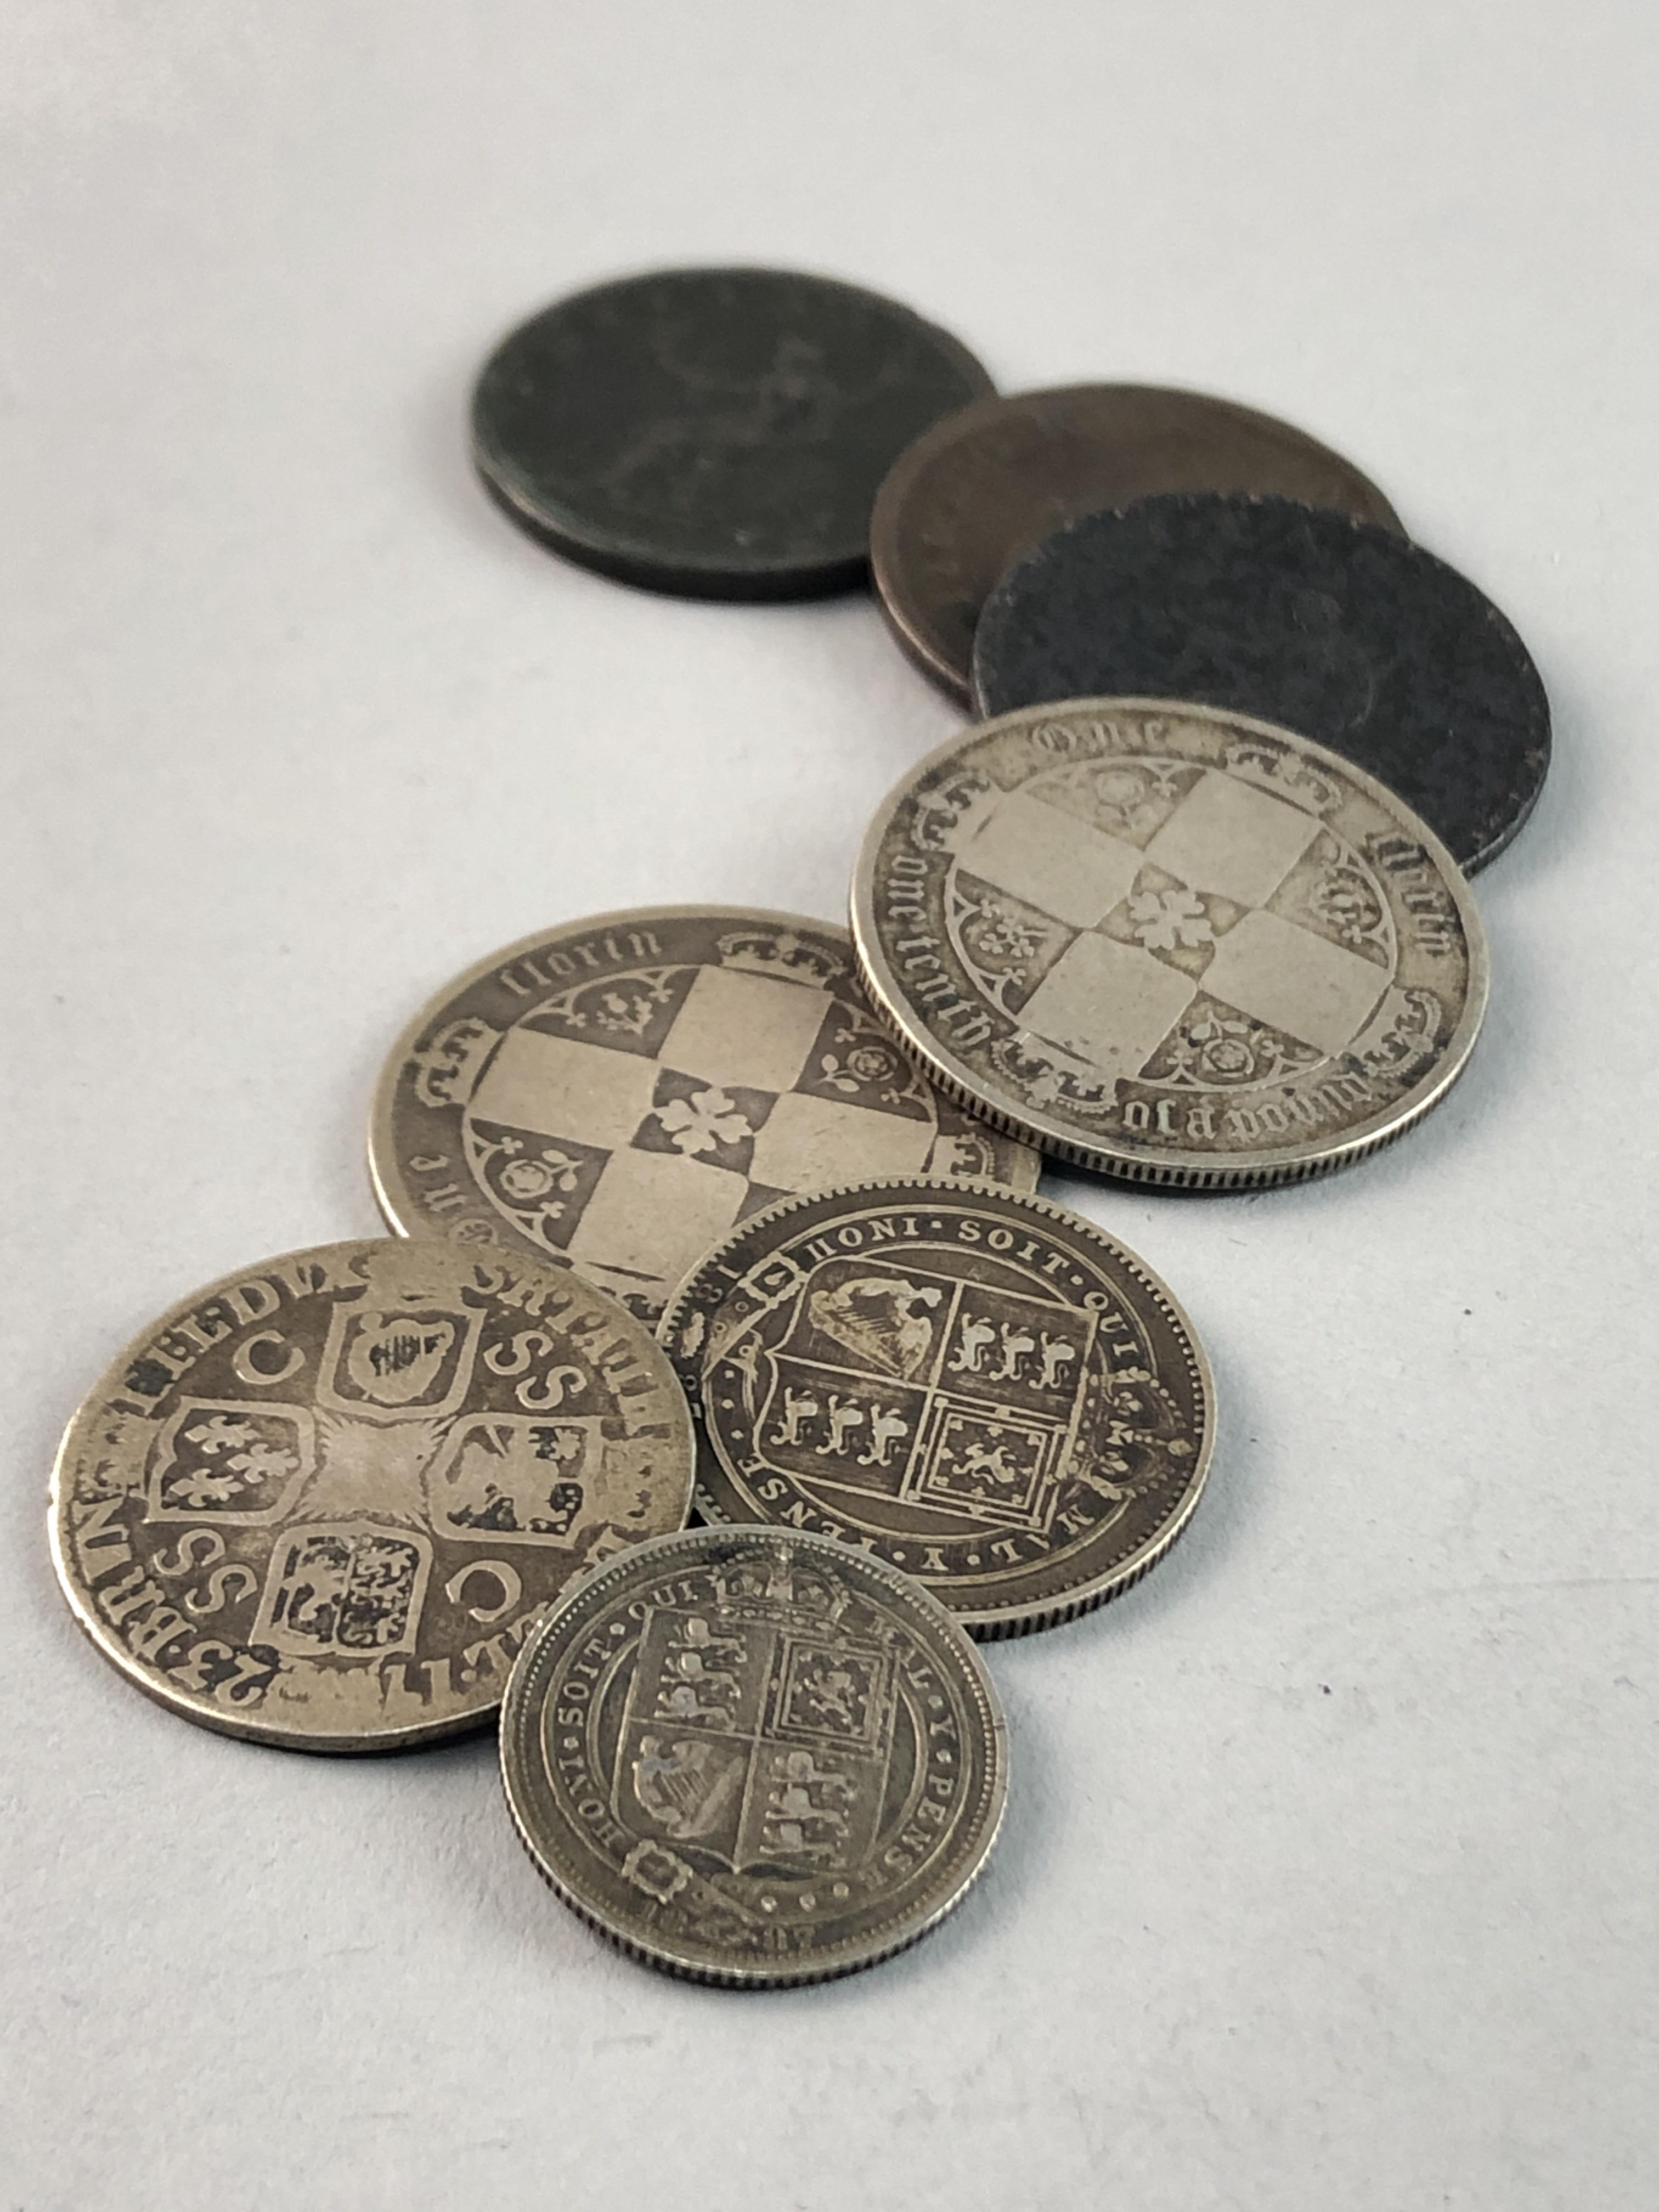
[
  {"left": 971, "top": 493, "right": 1550, "bottom": 872},
  {"left": 370, "top": 907, "right": 1040, "bottom": 1323},
  {"left": 500, "top": 1523, "right": 1007, "bottom": 1984},
  {"left": 472, "top": 267, "right": 993, "bottom": 598},
  {"left": 851, "top": 699, "right": 1488, "bottom": 1186},
  {"left": 49, "top": 1240, "right": 693, "bottom": 1751},
  {"left": 870, "top": 383, "right": 1402, "bottom": 701},
  {"left": 658, "top": 1180, "right": 1214, "bottom": 1635}
]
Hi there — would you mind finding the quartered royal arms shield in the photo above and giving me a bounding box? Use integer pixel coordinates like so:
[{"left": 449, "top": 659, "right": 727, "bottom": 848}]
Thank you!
[
  {"left": 500, "top": 1526, "right": 1008, "bottom": 1984},
  {"left": 659, "top": 1180, "right": 1216, "bottom": 1636}
]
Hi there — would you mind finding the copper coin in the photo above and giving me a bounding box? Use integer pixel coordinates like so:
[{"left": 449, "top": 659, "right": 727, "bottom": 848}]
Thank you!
[
  {"left": 473, "top": 267, "right": 993, "bottom": 600},
  {"left": 870, "top": 383, "right": 1402, "bottom": 701}
]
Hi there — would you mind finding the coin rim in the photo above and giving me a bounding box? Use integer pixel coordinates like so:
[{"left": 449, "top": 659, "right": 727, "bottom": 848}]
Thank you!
[
  {"left": 656, "top": 1175, "right": 1217, "bottom": 1636},
  {"left": 499, "top": 1521, "right": 1009, "bottom": 1986},
  {"left": 48, "top": 1237, "right": 695, "bottom": 1754},
  {"left": 368, "top": 903, "right": 1042, "bottom": 1262},
  {"left": 849, "top": 697, "right": 1491, "bottom": 1187},
  {"left": 471, "top": 265, "right": 996, "bottom": 600},
  {"left": 868, "top": 382, "right": 1406, "bottom": 702}
]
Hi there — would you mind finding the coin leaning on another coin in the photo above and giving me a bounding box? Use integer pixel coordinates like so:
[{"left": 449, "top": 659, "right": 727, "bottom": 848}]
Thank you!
[
  {"left": 851, "top": 698, "right": 1489, "bottom": 1187},
  {"left": 49, "top": 1239, "right": 694, "bottom": 1751},
  {"left": 870, "top": 382, "right": 1403, "bottom": 702},
  {"left": 658, "top": 1178, "right": 1215, "bottom": 1636},
  {"left": 500, "top": 1523, "right": 1008, "bottom": 1984}
]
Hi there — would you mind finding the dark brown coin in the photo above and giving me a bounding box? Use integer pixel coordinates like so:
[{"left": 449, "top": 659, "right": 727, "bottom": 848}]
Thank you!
[
  {"left": 658, "top": 1179, "right": 1215, "bottom": 1637},
  {"left": 870, "top": 384, "right": 1403, "bottom": 700},
  {"left": 49, "top": 1240, "right": 693, "bottom": 1750},
  {"left": 501, "top": 1524, "right": 1007, "bottom": 1984},
  {"left": 971, "top": 494, "right": 1550, "bottom": 873},
  {"left": 472, "top": 267, "right": 994, "bottom": 599}
]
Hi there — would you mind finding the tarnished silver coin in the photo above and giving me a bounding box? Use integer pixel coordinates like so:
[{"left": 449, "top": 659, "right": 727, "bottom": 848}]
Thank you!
[
  {"left": 370, "top": 907, "right": 1040, "bottom": 1322},
  {"left": 658, "top": 1180, "right": 1215, "bottom": 1636},
  {"left": 500, "top": 1523, "right": 1007, "bottom": 1984},
  {"left": 851, "top": 699, "right": 1488, "bottom": 1187},
  {"left": 49, "top": 1240, "right": 693, "bottom": 1751}
]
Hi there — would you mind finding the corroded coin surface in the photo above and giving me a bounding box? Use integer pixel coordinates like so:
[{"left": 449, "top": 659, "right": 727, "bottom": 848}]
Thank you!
[
  {"left": 49, "top": 1240, "right": 693, "bottom": 1750},
  {"left": 971, "top": 494, "right": 1550, "bottom": 873},
  {"left": 658, "top": 1180, "right": 1214, "bottom": 1635},
  {"left": 851, "top": 700, "right": 1488, "bottom": 1186},
  {"left": 370, "top": 908, "right": 1040, "bottom": 1321},
  {"left": 870, "top": 383, "right": 1402, "bottom": 702},
  {"left": 500, "top": 1524, "right": 1007, "bottom": 1984},
  {"left": 472, "top": 267, "right": 993, "bottom": 598}
]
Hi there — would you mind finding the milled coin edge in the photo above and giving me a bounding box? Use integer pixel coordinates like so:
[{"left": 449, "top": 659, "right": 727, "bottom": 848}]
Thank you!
[
  {"left": 656, "top": 1175, "right": 1217, "bottom": 1638},
  {"left": 498, "top": 1523, "right": 1009, "bottom": 1987},
  {"left": 849, "top": 697, "right": 1492, "bottom": 1187}
]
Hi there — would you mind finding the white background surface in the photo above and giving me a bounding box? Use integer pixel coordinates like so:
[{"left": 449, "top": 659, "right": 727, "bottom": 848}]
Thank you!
[{"left": 2, "top": 5, "right": 1654, "bottom": 2207}]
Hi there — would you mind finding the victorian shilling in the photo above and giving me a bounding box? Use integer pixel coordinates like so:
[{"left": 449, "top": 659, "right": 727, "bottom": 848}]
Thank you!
[
  {"left": 870, "top": 384, "right": 1402, "bottom": 702},
  {"left": 658, "top": 1180, "right": 1215, "bottom": 1635},
  {"left": 369, "top": 908, "right": 1040, "bottom": 1322},
  {"left": 851, "top": 701, "right": 1488, "bottom": 1186},
  {"left": 471, "top": 268, "right": 993, "bottom": 598},
  {"left": 971, "top": 493, "right": 1550, "bottom": 873},
  {"left": 49, "top": 1240, "right": 693, "bottom": 1750},
  {"left": 500, "top": 1524, "right": 1007, "bottom": 1983}
]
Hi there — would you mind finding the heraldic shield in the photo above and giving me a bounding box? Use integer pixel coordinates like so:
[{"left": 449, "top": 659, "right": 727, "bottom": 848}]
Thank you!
[
  {"left": 739, "top": 1255, "right": 1099, "bottom": 1538},
  {"left": 612, "top": 1601, "right": 894, "bottom": 1877}
]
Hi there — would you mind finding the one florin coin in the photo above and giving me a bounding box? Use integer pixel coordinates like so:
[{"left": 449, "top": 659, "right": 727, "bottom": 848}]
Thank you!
[
  {"left": 870, "top": 383, "right": 1401, "bottom": 702},
  {"left": 370, "top": 907, "right": 1039, "bottom": 1323},
  {"left": 970, "top": 493, "right": 1550, "bottom": 873},
  {"left": 49, "top": 1240, "right": 693, "bottom": 1751},
  {"left": 500, "top": 1524, "right": 1007, "bottom": 1984},
  {"left": 472, "top": 267, "right": 993, "bottom": 598},
  {"left": 852, "top": 699, "right": 1488, "bottom": 1186},
  {"left": 658, "top": 1180, "right": 1215, "bottom": 1636}
]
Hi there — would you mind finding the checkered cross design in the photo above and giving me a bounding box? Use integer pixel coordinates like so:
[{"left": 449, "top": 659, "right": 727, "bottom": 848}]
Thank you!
[
  {"left": 952, "top": 767, "right": 1395, "bottom": 1084},
  {"left": 463, "top": 961, "right": 947, "bottom": 1306}
]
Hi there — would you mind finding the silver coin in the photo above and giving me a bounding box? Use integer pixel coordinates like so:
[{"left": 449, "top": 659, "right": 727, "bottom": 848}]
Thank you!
[
  {"left": 500, "top": 1523, "right": 1007, "bottom": 1984},
  {"left": 658, "top": 1178, "right": 1215, "bottom": 1635},
  {"left": 370, "top": 907, "right": 1040, "bottom": 1322},
  {"left": 49, "top": 1240, "right": 694, "bottom": 1751},
  {"left": 851, "top": 699, "right": 1488, "bottom": 1186}
]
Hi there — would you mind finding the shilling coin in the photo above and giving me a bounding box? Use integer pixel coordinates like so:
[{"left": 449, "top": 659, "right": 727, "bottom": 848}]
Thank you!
[
  {"left": 970, "top": 493, "right": 1550, "bottom": 874},
  {"left": 658, "top": 1180, "right": 1214, "bottom": 1636},
  {"left": 370, "top": 908, "right": 1040, "bottom": 1323},
  {"left": 851, "top": 699, "right": 1489, "bottom": 1187},
  {"left": 49, "top": 1240, "right": 693, "bottom": 1751},
  {"left": 472, "top": 267, "right": 993, "bottom": 599},
  {"left": 500, "top": 1523, "right": 1007, "bottom": 1984},
  {"left": 870, "top": 384, "right": 1402, "bottom": 701}
]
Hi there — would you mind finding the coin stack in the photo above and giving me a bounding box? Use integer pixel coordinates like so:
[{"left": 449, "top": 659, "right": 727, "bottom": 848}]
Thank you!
[{"left": 50, "top": 265, "right": 1546, "bottom": 1990}]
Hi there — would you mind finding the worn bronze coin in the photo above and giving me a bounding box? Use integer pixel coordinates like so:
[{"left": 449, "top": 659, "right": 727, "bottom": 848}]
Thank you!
[
  {"left": 971, "top": 493, "right": 1549, "bottom": 873},
  {"left": 852, "top": 699, "right": 1488, "bottom": 1187},
  {"left": 500, "top": 1523, "right": 1007, "bottom": 1984},
  {"left": 370, "top": 907, "right": 1040, "bottom": 1324},
  {"left": 658, "top": 1179, "right": 1215, "bottom": 1636},
  {"left": 472, "top": 267, "right": 993, "bottom": 599},
  {"left": 49, "top": 1240, "right": 693, "bottom": 1751},
  {"left": 871, "top": 383, "right": 1402, "bottom": 701}
]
